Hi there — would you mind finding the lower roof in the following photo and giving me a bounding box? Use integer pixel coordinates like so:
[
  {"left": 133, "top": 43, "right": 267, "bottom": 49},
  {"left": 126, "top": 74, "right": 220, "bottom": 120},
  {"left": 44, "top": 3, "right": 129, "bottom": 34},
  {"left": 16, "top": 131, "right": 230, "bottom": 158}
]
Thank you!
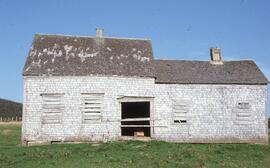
[{"left": 153, "top": 60, "right": 268, "bottom": 84}]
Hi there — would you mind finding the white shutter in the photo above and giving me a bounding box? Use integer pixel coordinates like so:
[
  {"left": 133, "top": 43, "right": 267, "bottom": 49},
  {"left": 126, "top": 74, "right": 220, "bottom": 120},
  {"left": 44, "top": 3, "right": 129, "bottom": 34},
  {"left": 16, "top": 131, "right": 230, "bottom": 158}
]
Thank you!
[
  {"left": 235, "top": 102, "right": 252, "bottom": 125},
  {"left": 41, "top": 94, "right": 64, "bottom": 124},
  {"left": 81, "top": 93, "right": 104, "bottom": 123},
  {"left": 173, "top": 99, "right": 188, "bottom": 123}
]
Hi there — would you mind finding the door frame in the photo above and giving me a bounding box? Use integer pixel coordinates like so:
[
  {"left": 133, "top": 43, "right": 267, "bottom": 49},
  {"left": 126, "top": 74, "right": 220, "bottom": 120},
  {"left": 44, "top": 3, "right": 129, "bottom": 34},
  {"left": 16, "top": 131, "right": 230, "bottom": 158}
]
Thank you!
[{"left": 117, "top": 96, "right": 154, "bottom": 138}]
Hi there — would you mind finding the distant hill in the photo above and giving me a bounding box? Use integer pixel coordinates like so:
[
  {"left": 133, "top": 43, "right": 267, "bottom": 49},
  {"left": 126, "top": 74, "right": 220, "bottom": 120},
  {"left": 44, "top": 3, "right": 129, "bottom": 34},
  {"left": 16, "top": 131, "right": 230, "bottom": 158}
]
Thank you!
[{"left": 0, "top": 98, "right": 22, "bottom": 119}]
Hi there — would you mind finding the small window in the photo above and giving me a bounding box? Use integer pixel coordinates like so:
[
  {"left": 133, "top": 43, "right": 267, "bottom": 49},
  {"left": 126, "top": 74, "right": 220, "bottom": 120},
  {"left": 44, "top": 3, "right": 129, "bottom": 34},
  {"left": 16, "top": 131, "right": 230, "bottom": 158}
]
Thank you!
[
  {"left": 173, "top": 99, "right": 188, "bottom": 124},
  {"left": 81, "top": 93, "right": 104, "bottom": 123},
  {"left": 237, "top": 102, "right": 250, "bottom": 109},
  {"left": 41, "top": 94, "right": 64, "bottom": 124},
  {"left": 235, "top": 101, "right": 252, "bottom": 125},
  {"left": 174, "top": 120, "right": 187, "bottom": 123}
]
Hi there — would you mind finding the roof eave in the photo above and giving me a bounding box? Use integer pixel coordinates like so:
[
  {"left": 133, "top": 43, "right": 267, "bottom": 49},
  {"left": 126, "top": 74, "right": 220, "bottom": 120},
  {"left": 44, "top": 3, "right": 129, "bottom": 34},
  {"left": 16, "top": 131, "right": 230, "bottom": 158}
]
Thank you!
[{"left": 155, "top": 81, "right": 268, "bottom": 85}]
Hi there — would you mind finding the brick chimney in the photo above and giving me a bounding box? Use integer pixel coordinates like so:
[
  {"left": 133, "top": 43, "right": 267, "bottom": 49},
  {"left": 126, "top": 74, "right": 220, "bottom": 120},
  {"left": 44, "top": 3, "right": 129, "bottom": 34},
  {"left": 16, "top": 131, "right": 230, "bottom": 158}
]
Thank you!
[
  {"left": 210, "top": 48, "right": 223, "bottom": 65},
  {"left": 96, "top": 28, "right": 104, "bottom": 38}
]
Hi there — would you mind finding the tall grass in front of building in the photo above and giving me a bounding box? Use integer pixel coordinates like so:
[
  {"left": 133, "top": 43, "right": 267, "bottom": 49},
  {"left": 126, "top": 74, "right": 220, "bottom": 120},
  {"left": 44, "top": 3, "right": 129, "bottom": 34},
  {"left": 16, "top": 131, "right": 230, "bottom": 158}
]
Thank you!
[{"left": 0, "top": 124, "right": 270, "bottom": 168}]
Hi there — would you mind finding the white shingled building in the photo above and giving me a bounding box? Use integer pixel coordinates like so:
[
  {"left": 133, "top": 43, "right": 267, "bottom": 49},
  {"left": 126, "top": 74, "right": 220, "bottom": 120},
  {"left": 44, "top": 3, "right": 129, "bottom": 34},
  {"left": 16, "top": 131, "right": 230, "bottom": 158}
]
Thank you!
[{"left": 22, "top": 29, "right": 268, "bottom": 146}]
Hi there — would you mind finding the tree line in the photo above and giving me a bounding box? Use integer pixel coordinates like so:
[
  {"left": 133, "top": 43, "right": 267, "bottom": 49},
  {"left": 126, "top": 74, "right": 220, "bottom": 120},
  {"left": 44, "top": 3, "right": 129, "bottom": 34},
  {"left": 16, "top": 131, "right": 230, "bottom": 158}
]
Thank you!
[{"left": 0, "top": 98, "right": 22, "bottom": 120}]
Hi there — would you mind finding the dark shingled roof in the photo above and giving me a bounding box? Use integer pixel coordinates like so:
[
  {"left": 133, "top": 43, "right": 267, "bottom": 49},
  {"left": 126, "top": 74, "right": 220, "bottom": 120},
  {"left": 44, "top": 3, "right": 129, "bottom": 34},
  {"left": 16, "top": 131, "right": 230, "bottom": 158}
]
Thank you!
[
  {"left": 23, "top": 34, "right": 154, "bottom": 77},
  {"left": 153, "top": 60, "right": 268, "bottom": 84},
  {"left": 23, "top": 34, "right": 268, "bottom": 84}
]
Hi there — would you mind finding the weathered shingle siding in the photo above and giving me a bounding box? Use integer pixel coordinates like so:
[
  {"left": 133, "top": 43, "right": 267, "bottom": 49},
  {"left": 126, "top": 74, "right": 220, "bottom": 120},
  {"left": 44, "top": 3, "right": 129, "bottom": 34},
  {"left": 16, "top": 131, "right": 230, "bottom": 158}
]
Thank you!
[
  {"left": 22, "top": 76, "right": 268, "bottom": 144},
  {"left": 22, "top": 76, "right": 155, "bottom": 143},
  {"left": 153, "top": 84, "right": 268, "bottom": 143}
]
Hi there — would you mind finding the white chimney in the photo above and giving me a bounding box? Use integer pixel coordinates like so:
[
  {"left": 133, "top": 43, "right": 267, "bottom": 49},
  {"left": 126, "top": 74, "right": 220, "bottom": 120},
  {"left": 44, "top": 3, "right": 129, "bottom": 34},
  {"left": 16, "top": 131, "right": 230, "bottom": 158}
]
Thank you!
[
  {"left": 96, "top": 28, "right": 104, "bottom": 37},
  {"left": 210, "top": 47, "right": 223, "bottom": 64}
]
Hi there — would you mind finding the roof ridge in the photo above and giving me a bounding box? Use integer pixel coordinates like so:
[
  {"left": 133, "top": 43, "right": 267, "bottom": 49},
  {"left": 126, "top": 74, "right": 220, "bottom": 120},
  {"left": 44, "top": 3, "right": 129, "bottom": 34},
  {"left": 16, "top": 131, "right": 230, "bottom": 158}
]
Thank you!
[{"left": 35, "top": 33, "right": 151, "bottom": 41}]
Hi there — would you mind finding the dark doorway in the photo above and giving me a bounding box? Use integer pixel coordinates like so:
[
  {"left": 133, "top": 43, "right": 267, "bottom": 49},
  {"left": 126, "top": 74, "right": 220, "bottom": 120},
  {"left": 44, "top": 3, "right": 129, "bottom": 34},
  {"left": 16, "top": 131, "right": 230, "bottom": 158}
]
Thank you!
[
  {"left": 121, "top": 102, "right": 150, "bottom": 119},
  {"left": 121, "top": 127, "right": 150, "bottom": 137},
  {"left": 121, "top": 102, "right": 151, "bottom": 137}
]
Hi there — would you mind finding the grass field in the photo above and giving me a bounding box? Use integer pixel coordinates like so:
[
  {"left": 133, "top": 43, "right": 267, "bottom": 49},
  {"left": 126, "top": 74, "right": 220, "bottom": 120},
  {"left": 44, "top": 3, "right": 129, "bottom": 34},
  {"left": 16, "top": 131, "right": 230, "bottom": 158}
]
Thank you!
[{"left": 0, "top": 124, "right": 270, "bottom": 168}]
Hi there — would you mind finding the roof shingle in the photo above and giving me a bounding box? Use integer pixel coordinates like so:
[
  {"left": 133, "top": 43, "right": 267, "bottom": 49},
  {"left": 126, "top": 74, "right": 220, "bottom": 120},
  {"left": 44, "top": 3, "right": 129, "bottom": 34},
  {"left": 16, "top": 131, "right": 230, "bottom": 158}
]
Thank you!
[
  {"left": 23, "top": 34, "right": 268, "bottom": 84},
  {"left": 153, "top": 60, "right": 268, "bottom": 84},
  {"left": 23, "top": 34, "right": 154, "bottom": 77}
]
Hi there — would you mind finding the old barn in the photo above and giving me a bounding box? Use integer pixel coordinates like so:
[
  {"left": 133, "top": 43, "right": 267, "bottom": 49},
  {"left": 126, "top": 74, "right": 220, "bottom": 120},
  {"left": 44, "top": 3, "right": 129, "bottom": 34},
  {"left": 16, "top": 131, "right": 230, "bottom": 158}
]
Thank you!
[{"left": 22, "top": 29, "right": 268, "bottom": 145}]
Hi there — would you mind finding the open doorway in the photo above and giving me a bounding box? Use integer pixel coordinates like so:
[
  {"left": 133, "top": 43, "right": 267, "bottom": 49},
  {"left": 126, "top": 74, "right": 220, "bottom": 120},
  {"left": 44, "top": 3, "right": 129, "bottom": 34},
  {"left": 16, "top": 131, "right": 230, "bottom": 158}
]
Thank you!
[{"left": 121, "top": 102, "right": 151, "bottom": 137}]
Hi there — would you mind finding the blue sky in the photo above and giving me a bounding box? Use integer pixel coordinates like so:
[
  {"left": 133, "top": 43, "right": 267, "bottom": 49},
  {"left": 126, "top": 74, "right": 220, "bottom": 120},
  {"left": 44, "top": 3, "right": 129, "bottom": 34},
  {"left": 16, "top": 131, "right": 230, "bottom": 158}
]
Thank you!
[{"left": 0, "top": 0, "right": 269, "bottom": 114}]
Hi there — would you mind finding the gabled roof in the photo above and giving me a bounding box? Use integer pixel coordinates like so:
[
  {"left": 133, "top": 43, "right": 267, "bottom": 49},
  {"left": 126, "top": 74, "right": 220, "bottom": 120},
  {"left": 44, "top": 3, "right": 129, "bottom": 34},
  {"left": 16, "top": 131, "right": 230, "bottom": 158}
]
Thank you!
[
  {"left": 23, "top": 34, "right": 154, "bottom": 77},
  {"left": 153, "top": 60, "right": 268, "bottom": 84},
  {"left": 23, "top": 33, "right": 268, "bottom": 85}
]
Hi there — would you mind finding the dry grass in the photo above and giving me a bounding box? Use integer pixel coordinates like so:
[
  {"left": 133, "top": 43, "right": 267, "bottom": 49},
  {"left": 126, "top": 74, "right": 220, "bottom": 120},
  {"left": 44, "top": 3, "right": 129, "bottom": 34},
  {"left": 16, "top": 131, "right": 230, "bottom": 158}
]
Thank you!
[{"left": 0, "top": 121, "right": 21, "bottom": 125}]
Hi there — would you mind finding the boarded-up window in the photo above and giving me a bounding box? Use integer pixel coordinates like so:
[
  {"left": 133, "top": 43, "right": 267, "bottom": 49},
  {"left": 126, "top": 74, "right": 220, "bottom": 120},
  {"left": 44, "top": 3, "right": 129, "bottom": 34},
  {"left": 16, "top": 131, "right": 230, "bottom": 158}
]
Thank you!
[
  {"left": 173, "top": 99, "right": 188, "bottom": 124},
  {"left": 81, "top": 93, "right": 104, "bottom": 123},
  {"left": 235, "top": 102, "right": 252, "bottom": 125},
  {"left": 41, "top": 94, "right": 64, "bottom": 124}
]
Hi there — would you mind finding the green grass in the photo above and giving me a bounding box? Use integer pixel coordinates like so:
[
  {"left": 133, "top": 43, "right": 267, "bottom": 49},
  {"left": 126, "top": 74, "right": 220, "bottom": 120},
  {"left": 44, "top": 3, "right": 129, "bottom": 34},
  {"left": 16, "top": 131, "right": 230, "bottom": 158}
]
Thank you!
[{"left": 0, "top": 124, "right": 270, "bottom": 168}]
